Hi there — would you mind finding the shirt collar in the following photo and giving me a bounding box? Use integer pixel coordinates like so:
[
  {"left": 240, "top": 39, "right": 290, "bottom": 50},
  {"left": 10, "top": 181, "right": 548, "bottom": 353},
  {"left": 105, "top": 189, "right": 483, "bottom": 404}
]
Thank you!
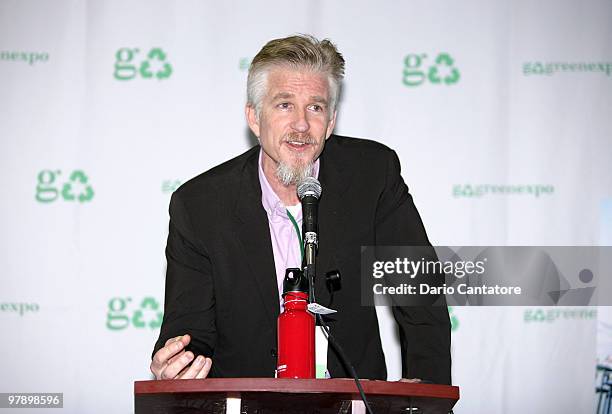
[{"left": 257, "top": 148, "right": 320, "bottom": 220}]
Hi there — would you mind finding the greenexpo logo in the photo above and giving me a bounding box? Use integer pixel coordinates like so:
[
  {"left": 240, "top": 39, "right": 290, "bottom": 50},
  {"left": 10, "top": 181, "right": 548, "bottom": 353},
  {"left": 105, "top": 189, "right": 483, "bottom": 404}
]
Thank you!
[
  {"left": 448, "top": 306, "right": 459, "bottom": 332},
  {"left": 239, "top": 57, "right": 252, "bottom": 71},
  {"left": 162, "top": 179, "right": 183, "bottom": 194},
  {"left": 403, "top": 53, "right": 460, "bottom": 87},
  {"left": 113, "top": 47, "right": 173, "bottom": 81},
  {"left": 524, "top": 308, "right": 597, "bottom": 323},
  {"left": 523, "top": 61, "right": 612, "bottom": 77},
  {"left": 453, "top": 184, "right": 554, "bottom": 198},
  {"left": 36, "top": 170, "right": 94, "bottom": 203},
  {"left": 1, "top": 50, "right": 49, "bottom": 65},
  {"left": 0, "top": 302, "right": 40, "bottom": 316},
  {"left": 106, "top": 296, "right": 163, "bottom": 331}
]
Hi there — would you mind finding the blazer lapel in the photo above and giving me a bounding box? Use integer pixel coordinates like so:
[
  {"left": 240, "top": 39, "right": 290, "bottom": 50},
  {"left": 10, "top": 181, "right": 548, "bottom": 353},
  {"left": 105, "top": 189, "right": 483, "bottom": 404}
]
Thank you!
[
  {"left": 316, "top": 141, "right": 350, "bottom": 302},
  {"left": 233, "top": 149, "right": 280, "bottom": 328}
]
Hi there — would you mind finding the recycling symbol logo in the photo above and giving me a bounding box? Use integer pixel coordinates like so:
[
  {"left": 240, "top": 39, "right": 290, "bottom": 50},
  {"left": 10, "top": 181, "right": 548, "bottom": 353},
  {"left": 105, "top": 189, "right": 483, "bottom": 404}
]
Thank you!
[
  {"left": 428, "top": 53, "right": 461, "bottom": 85},
  {"left": 61, "top": 170, "right": 94, "bottom": 202},
  {"left": 139, "top": 48, "right": 173, "bottom": 80},
  {"left": 132, "top": 297, "right": 163, "bottom": 329}
]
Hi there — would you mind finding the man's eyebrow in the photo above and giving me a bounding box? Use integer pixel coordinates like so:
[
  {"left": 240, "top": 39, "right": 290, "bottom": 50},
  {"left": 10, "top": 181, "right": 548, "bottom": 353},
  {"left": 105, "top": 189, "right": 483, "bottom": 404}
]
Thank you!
[
  {"left": 271, "top": 92, "right": 294, "bottom": 101},
  {"left": 270, "top": 93, "right": 328, "bottom": 105},
  {"left": 311, "top": 95, "right": 328, "bottom": 105}
]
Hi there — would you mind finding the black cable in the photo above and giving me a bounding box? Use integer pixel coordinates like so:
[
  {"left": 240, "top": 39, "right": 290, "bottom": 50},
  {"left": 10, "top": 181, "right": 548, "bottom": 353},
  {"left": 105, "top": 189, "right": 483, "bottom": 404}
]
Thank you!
[
  {"left": 326, "top": 291, "right": 334, "bottom": 308},
  {"left": 317, "top": 314, "right": 375, "bottom": 414}
]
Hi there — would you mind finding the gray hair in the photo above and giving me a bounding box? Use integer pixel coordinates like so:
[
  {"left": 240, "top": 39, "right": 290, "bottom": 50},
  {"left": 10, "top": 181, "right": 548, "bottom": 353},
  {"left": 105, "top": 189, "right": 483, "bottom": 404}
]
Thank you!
[{"left": 247, "top": 34, "right": 345, "bottom": 118}]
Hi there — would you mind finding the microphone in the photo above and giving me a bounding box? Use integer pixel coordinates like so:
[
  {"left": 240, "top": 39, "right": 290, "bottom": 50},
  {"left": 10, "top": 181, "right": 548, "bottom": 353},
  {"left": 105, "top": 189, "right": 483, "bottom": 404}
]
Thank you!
[
  {"left": 297, "top": 177, "right": 322, "bottom": 262},
  {"left": 297, "top": 176, "right": 322, "bottom": 304}
]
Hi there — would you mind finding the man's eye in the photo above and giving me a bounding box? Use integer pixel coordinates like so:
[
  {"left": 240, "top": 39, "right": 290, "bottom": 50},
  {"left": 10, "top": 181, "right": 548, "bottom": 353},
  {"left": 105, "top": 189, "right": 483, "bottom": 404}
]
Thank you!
[
  {"left": 309, "top": 104, "right": 323, "bottom": 112},
  {"left": 278, "top": 102, "right": 291, "bottom": 109}
]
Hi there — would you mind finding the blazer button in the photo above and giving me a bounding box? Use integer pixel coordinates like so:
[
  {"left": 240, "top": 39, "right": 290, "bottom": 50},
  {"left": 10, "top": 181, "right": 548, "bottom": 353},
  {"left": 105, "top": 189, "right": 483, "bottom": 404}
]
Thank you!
[{"left": 270, "top": 348, "right": 277, "bottom": 357}]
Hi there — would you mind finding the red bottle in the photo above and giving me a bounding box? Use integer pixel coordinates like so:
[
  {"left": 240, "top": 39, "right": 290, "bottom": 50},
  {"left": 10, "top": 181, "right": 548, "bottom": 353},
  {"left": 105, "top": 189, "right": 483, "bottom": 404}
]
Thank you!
[{"left": 276, "top": 288, "right": 315, "bottom": 378}]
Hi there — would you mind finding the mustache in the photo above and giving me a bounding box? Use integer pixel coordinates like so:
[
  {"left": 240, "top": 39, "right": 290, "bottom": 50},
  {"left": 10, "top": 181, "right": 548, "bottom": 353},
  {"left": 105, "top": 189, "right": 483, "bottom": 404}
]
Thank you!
[{"left": 283, "top": 133, "right": 316, "bottom": 145}]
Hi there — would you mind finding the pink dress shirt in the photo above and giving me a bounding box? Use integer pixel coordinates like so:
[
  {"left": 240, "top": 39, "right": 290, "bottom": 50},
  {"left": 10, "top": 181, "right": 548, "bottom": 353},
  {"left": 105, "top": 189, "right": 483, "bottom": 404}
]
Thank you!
[{"left": 257, "top": 150, "right": 320, "bottom": 310}]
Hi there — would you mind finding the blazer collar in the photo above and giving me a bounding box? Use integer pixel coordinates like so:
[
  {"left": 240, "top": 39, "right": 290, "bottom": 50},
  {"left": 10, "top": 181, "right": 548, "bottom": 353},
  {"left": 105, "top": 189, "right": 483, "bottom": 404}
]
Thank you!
[{"left": 234, "top": 147, "right": 280, "bottom": 327}]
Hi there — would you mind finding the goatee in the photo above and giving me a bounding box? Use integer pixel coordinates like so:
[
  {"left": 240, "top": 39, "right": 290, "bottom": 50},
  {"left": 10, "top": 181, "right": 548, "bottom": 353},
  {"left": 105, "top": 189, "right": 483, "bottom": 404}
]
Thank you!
[{"left": 275, "top": 160, "right": 314, "bottom": 187}]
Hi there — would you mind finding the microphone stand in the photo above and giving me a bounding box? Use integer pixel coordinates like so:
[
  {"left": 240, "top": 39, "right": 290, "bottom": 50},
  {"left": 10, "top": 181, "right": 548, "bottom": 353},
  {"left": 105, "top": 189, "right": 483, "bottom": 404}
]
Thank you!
[{"left": 303, "top": 234, "right": 317, "bottom": 305}]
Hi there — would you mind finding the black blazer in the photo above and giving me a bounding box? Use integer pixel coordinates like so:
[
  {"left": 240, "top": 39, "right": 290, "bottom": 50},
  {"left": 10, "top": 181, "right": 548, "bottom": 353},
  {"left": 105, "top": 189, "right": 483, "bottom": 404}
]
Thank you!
[{"left": 153, "top": 135, "right": 451, "bottom": 384}]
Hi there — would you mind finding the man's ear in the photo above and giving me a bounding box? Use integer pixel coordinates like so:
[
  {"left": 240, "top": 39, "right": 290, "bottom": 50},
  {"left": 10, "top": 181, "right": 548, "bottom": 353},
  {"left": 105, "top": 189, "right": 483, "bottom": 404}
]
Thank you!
[
  {"left": 325, "top": 110, "right": 337, "bottom": 139},
  {"left": 245, "top": 105, "right": 260, "bottom": 138}
]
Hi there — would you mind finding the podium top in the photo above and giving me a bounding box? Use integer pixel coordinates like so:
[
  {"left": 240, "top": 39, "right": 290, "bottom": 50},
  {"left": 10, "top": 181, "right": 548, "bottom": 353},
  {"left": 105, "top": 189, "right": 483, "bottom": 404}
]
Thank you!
[
  {"left": 135, "top": 377, "right": 458, "bottom": 400},
  {"left": 135, "top": 378, "right": 459, "bottom": 414}
]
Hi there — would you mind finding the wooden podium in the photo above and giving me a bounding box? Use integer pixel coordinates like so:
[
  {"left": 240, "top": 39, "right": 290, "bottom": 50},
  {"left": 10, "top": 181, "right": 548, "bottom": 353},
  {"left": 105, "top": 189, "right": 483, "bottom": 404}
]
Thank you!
[{"left": 134, "top": 378, "right": 459, "bottom": 413}]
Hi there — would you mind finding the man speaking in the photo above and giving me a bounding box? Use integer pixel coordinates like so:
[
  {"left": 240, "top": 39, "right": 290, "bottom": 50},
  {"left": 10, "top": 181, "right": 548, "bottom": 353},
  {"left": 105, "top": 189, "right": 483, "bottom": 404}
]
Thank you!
[{"left": 150, "top": 34, "right": 451, "bottom": 384}]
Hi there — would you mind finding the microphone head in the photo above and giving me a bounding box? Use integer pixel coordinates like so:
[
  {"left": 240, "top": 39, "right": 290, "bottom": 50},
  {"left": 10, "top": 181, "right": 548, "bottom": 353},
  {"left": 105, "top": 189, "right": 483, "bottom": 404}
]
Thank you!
[{"left": 297, "top": 176, "right": 322, "bottom": 200}]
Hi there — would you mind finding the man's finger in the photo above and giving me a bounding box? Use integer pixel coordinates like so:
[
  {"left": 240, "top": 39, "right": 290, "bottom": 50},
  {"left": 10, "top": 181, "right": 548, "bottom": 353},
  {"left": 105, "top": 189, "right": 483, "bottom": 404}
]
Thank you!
[
  {"left": 151, "top": 339, "right": 187, "bottom": 376},
  {"left": 164, "top": 334, "right": 194, "bottom": 366},
  {"left": 160, "top": 351, "right": 195, "bottom": 379},
  {"left": 166, "top": 350, "right": 187, "bottom": 366},
  {"left": 178, "top": 355, "right": 206, "bottom": 379},
  {"left": 399, "top": 378, "right": 421, "bottom": 383},
  {"left": 164, "top": 335, "right": 182, "bottom": 347},
  {"left": 195, "top": 358, "right": 213, "bottom": 379},
  {"left": 164, "top": 334, "right": 191, "bottom": 347}
]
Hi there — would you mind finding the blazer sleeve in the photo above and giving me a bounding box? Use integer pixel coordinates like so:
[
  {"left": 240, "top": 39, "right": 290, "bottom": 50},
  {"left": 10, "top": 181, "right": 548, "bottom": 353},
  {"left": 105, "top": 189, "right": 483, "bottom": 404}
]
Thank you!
[
  {"left": 374, "top": 149, "right": 452, "bottom": 385},
  {"left": 152, "top": 191, "right": 217, "bottom": 359}
]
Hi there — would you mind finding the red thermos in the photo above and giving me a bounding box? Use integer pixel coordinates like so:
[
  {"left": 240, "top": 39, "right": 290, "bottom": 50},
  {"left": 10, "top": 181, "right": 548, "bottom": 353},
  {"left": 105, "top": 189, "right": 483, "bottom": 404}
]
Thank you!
[{"left": 276, "top": 270, "right": 315, "bottom": 378}]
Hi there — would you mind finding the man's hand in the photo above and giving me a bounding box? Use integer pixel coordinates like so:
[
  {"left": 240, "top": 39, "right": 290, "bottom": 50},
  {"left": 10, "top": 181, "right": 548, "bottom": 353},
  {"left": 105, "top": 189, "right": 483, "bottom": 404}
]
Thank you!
[
  {"left": 150, "top": 334, "right": 213, "bottom": 380},
  {"left": 399, "top": 378, "right": 422, "bottom": 383}
]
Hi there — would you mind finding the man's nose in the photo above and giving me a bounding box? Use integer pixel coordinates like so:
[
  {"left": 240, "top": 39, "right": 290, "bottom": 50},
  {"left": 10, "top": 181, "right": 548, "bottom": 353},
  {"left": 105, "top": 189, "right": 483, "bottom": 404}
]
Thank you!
[{"left": 290, "top": 109, "right": 310, "bottom": 133}]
